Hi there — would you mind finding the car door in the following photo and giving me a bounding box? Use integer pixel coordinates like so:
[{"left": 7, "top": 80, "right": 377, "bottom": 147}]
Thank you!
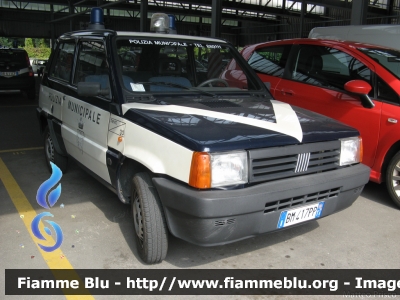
[
  {"left": 372, "top": 75, "right": 400, "bottom": 177},
  {"left": 41, "top": 40, "right": 76, "bottom": 123},
  {"left": 62, "top": 38, "right": 112, "bottom": 184},
  {"left": 273, "top": 43, "right": 382, "bottom": 169}
]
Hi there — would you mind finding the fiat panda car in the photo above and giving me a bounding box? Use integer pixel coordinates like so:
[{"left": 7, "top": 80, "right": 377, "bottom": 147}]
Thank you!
[
  {"left": 0, "top": 48, "right": 35, "bottom": 99},
  {"left": 241, "top": 38, "right": 400, "bottom": 208},
  {"left": 37, "top": 9, "right": 369, "bottom": 264}
]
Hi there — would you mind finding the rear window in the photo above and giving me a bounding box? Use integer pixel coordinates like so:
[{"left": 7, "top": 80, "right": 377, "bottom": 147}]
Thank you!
[{"left": 0, "top": 50, "right": 28, "bottom": 67}]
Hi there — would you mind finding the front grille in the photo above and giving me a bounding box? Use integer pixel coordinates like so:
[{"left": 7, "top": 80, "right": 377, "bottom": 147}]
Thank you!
[
  {"left": 264, "top": 187, "right": 341, "bottom": 214},
  {"left": 295, "top": 152, "right": 311, "bottom": 173},
  {"left": 249, "top": 140, "right": 341, "bottom": 183}
]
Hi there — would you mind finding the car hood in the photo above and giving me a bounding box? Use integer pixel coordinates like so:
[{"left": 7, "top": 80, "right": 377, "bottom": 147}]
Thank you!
[{"left": 122, "top": 97, "right": 358, "bottom": 152}]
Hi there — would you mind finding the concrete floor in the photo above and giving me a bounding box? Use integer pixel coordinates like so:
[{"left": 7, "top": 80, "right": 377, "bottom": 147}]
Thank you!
[{"left": 0, "top": 78, "right": 399, "bottom": 300}]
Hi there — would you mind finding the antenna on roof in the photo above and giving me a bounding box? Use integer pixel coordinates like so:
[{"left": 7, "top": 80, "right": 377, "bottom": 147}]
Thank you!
[{"left": 88, "top": 7, "right": 105, "bottom": 30}]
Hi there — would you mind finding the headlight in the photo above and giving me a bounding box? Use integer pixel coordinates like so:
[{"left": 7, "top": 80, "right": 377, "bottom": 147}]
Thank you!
[
  {"left": 189, "top": 151, "right": 248, "bottom": 189},
  {"left": 339, "top": 136, "right": 362, "bottom": 166},
  {"left": 210, "top": 151, "right": 248, "bottom": 187}
]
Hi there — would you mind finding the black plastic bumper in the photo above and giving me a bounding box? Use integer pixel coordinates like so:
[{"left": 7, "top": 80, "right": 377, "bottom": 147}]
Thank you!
[{"left": 153, "top": 164, "right": 370, "bottom": 246}]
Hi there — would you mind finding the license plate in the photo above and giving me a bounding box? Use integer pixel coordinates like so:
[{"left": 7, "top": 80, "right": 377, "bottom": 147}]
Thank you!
[
  {"left": 1, "top": 72, "right": 17, "bottom": 76},
  {"left": 277, "top": 201, "right": 325, "bottom": 229}
]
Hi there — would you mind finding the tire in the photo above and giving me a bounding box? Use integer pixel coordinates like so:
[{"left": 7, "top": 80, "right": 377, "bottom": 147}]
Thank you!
[
  {"left": 131, "top": 172, "right": 168, "bottom": 264},
  {"left": 43, "top": 126, "right": 68, "bottom": 174},
  {"left": 385, "top": 151, "right": 400, "bottom": 208}
]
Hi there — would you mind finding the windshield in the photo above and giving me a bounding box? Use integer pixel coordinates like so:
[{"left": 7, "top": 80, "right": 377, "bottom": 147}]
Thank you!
[
  {"left": 358, "top": 47, "right": 400, "bottom": 79},
  {"left": 115, "top": 37, "right": 263, "bottom": 98}
]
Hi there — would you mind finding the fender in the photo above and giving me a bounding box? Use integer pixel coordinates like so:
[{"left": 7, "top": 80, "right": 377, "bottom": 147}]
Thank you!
[
  {"left": 106, "top": 149, "right": 130, "bottom": 204},
  {"left": 46, "top": 118, "right": 68, "bottom": 157}
]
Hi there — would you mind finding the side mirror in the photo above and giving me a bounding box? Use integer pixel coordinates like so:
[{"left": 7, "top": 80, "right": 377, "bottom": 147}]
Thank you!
[
  {"left": 344, "top": 80, "right": 375, "bottom": 109},
  {"left": 77, "top": 82, "right": 109, "bottom": 97}
]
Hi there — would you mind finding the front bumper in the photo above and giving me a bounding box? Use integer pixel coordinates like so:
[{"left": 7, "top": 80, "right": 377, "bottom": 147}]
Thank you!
[{"left": 153, "top": 164, "right": 370, "bottom": 246}]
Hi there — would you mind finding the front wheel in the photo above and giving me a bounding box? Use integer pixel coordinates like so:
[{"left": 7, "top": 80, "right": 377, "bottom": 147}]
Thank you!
[
  {"left": 43, "top": 126, "right": 68, "bottom": 173},
  {"left": 131, "top": 172, "right": 168, "bottom": 264},
  {"left": 385, "top": 151, "right": 400, "bottom": 208}
]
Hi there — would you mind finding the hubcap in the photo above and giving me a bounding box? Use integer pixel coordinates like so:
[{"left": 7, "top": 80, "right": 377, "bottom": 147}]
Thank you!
[
  {"left": 391, "top": 161, "right": 400, "bottom": 198},
  {"left": 45, "top": 133, "right": 54, "bottom": 163},
  {"left": 132, "top": 190, "right": 144, "bottom": 247}
]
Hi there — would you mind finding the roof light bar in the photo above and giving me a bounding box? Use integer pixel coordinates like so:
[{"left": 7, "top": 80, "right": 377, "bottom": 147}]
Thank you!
[
  {"left": 168, "top": 14, "right": 177, "bottom": 34},
  {"left": 88, "top": 7, "right": 105, "bottom": 30},
  {"left": 150, "top": 13, "right": 170, "bottom": 33}
]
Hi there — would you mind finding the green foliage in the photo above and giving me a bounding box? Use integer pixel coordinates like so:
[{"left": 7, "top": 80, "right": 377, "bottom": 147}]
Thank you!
[
  {"left": 0, "top": 37, "right": 24, "bottom": 48},
  {"left": 0, "top": 37, "right": 12, "bottom": 47},
  {"left": 23, "top": 37, "right": 51, "bottom": 59},
  {"left": 32, "top": 38, "right": 49, "bottom": 48},
  {"left": 38, "top": 38, "right": 48, "bottom": 48},
  {"left": 24, "top": 47, "right": 51, "bottom": 60},
  {"left": 25, "top": 38, "right": 34, "bottom": 48}
]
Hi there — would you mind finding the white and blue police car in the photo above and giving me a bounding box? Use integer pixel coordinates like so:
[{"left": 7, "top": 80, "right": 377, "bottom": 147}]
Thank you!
[{"left": 37, "top": 8, "right": 370, "bottom": 264}]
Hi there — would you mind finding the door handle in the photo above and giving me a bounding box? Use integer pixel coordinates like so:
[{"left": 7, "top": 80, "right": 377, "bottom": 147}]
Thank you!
[
  {"left": 281, "top": 89, "right": 294, "bottom": 96},
  {"left": 388, "top": 118, "right": 398, "bottom": 124}
]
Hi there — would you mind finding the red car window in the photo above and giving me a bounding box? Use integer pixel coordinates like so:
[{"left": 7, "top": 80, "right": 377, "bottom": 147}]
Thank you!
[{"left": 291, "top": 45, "right": 374, "bottom": 96}]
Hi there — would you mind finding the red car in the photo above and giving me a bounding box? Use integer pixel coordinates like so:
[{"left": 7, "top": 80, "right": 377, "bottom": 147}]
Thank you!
[{"left": 239, "top": 38, "right": 400, "bottom": 208}]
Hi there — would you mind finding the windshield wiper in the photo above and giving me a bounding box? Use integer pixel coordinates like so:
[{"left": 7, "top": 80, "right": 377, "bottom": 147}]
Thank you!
[{"left": 136, "top": 81, "right": 217, "bottom": 97}]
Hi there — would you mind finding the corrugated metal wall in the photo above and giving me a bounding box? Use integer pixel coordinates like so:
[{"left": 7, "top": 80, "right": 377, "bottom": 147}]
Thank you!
[{"left": 1, "top": 5, "right": 399, "bottom": 46}]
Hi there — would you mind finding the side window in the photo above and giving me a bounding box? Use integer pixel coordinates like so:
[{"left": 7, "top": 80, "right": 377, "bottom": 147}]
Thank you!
[
  {"left": 74, "top": 40, "right": 110, "bottom": 99},
  {"left": 247, "top": 45, "right": 291, "bottom": 77},
  {"left": 377, "top": 76, "right": 400, "bottom": 104},
  {"left": 50, "top": 41, "right": 75, "bottom": 82},
  {"left": 291, "top": 45, "right": 374, "bottom": 95}
]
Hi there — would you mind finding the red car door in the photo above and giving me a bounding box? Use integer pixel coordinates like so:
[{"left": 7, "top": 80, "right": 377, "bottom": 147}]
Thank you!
[
  {"left": 370, "top": 75, "right": 400, "bottom": 181},
  {"left": 272, "top": 43, "right": 381, "bottom": 170}
]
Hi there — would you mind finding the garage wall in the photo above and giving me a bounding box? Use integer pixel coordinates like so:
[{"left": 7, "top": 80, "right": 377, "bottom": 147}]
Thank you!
[{"left": 1, "top": 6, "right": 399, "bottom": 47}]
